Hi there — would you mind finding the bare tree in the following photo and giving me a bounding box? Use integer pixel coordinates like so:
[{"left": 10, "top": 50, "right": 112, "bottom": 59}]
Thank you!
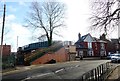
[
  {"left": 90, "top": 0, "right": 120, "bottom": 36},
  {"left": 25, "top": 1, "right": 66, "bottom": 46},
  {"left": 37, "top": 34, "right": 47, "bottom": 42}
]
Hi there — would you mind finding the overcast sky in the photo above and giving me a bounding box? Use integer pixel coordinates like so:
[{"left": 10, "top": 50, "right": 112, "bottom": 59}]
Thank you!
[{"left": 0, "top": 0, "right": 118, "bottom": 52}]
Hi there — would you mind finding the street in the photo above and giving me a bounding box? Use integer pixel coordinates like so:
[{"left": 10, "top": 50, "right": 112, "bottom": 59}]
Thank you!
[{"left": 2, "top": 59, "right": 115, "bottom": 80}]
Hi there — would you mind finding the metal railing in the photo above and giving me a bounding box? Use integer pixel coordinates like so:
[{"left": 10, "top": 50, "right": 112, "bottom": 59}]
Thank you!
[
  {"left": 24, "top": 41, "right": 63, "bottom": 65},
  {"left": 79, "top": 62, "right": 113, "bottom": 81}
]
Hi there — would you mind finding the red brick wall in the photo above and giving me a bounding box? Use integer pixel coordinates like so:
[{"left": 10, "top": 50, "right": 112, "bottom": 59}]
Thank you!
[
  {"left": 92, "top": 42, "right": 101, "bottom": 56},
  {"left": 104, "top": 43, "right": 108, "bottom": 55},
  {"left": 83, "top": 42, "right": 88, "bottom": 48},
  {"left": 0, "top": 45, "right": 11, "bottom": 56},
  {"left": 92, "top": 42, "right": 108, "bottom": 56},
  {"left": 31, "top": 47, "right": 69, "bottom": 65},
  {"left": 92, "top": 42, "right": 97, "bottom": 56}
]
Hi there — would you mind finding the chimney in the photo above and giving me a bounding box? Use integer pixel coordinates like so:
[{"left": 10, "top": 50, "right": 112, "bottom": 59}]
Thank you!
[
  {"left": 100, "top": 33, "right": 106, "bottom": 40},
  {"left": 78, "top": 33, "right": 81, "bottom": 40}
]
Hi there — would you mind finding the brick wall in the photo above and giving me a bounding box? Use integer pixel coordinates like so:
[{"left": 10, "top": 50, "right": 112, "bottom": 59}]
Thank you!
[
  {"left": 83, "top": 42, "right": 88, "bottom": 48},
  {"left": 31, "top": 47, "right": 69, "bottom": 65},
  {"left": 0, "top": 45, "right": 11, "bottom": 56},
  {"left": 92, "top": 42, "right": 100, "bottom": 56},
  {"left": 92, "top": 42, "right": 108, "bottom": 57}
]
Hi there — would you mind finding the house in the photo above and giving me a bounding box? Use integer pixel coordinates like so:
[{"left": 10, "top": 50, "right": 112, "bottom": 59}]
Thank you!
[
  {"left": 0, "top": 44, "right": 11, "bottom": 56},
  {"left": 68, "top": 45, "right": 76, "bottom": 61},
  {"left": 63, "top": 41, "right": 76, "bottom": 61},
  {"left": 75, "top": 33, "right": 95, "bottom": 57},
  {"left": 75, "top": 33, "right": 107, "bottom": 57},
  {"left": 110, "top": 39, "right": 120, "bottom": 53},
  {"left": 99, "top": 34, "right": 120, "bottom": 54},
  {"left": 93, "top": 39, "right": 107, "bottom": 57}
]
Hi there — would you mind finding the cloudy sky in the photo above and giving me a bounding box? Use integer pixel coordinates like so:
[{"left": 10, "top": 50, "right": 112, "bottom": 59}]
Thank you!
[{"left": 0, "top": 0, "right": 118, "bottom": 52}]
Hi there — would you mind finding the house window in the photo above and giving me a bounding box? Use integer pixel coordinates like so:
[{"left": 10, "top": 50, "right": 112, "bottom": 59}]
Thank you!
[
  {"left": 101, "top": 43, "right": 104, "bottom": 49},
  {"left": 100, "top": 51, "right": 106, "bottom": 56},
  {"left": 88, "top": 50, "right": 93, "bottom": 56},
  {"left": 76, "top": 51, "right": 83, "bottom": 57},
  {"left": 88, "top": 42, "right": 92, "bottom": 48},
  {"left": 95, "top": 43, "right": 97, "bottom": 50}
]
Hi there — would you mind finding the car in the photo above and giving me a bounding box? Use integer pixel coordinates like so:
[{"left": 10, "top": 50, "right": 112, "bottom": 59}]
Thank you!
[
  {"left": 111, "top": 53, "right": 120, "bottom": 63},
  {"left": 107, "top": 54, "right": 114, "bottom": 59}
]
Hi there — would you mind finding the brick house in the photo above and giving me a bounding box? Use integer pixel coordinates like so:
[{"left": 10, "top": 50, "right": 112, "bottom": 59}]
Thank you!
[
  {"left": 93, "top": 39, "right": 107, "bottom": 57},
  {"left": 75, "top": 33, "right": 107, "bottom": 57},
  {"left": 0, "top": 44, "right": 11, "bottom": 56},
  {"left": 110, "top": 39, "right": 120, "bottom": 53},
  {"left": 99, "top": 34, "right": 120, "bottom": 54}
]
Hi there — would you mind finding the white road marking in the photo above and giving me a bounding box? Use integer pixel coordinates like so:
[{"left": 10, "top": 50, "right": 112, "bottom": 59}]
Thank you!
[
  {"left": 55, "top": 68, "right": 64, "bottom": 73},
  {"left": 75, "top": 65, "right": 80, "bottom": 67},
  {"left": 55, "top": 65, "right": 81, "bottom": 74},
  {"left": 21, "top": 73, "right": 52, "bottom": 81}
]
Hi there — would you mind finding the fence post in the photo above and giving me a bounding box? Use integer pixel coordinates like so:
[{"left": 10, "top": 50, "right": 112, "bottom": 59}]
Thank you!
[
  {"left": 103, "top": 64, "right": 105, "bottom": 74},
  {"left": 80, "top": 75, "right": 83, "bottom": 81},
  {"left": 106, "top": 62, "right": 109, "bottom": 74},
  {"left": 79, "top": 62, "right": 112, "bottom": 81},
  {"left": 94, "top": 68, "right": 97, "bottom": 81},
  {"left": 90, "top": 70, "right": 94, "bottom": 81},
  {"left": 86, "top": 74, "right": 88, "bottom": 81},
  {"left": 99, "top": 65, "right": 102, "bottom": 80},
  {"left": 97, "top": 68, "right": 99, "bottom": 81}
]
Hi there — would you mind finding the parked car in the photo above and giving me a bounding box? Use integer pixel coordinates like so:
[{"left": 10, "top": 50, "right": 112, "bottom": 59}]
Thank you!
[
  {"left": 111, "top": 53, "right": 120, "bottom": 63},
  {"left": 107, "top": 54, "right": 114, "bottom": 59}
]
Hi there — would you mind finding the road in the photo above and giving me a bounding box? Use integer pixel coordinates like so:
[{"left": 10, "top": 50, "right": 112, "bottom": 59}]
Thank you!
[{"left": 2, "top": 59, "right": 112, "bottom": 80}]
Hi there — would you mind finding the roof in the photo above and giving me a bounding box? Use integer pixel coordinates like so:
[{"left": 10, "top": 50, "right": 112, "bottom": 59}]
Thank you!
[
  {"left": 111, "top": 39, "right": 119, "bottom": 43},
  {"left": 93, "top": 37, "right": 107, "bottom": 43},
  {"left": 75, "top": 33, "right": 93, "bottom": 49},
  {"left": 75, "top": 33, "right": 90, "bottom": 44},
  {"left": 76, "top": 43, "right": 87, "bottom": 49},
  {"left": 98, "top": 40, "right": 107, "bottom": 43}
]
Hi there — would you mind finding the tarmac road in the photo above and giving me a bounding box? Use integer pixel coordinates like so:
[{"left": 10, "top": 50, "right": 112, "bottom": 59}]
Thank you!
[{"left": 2, "top": 59, "right": 111, "bottom": 80}]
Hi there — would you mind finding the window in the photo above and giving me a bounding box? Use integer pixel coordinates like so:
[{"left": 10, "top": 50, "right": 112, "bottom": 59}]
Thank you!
[
  {"left": 88, "top": 42, "right": 92, "bottom": 48},
  {"left": 101, "top": 43, "right": 104, "bottom": 49}
]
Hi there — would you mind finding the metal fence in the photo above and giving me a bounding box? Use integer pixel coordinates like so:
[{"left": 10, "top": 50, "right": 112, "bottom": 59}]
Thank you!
[
  {"left": 23, "top": 41, "right": 64, "bottom": 65},
  {"left": 79, "top": 62, "right": 113, "bottom": 81}
]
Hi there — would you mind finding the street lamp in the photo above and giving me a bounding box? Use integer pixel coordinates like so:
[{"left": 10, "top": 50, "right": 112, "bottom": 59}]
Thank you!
[
  {"left": 0, "top": 4, "right": 6, "bottom": 58},
  {"left": 0, "top": 4, "right": 6, "bottom": 81}
]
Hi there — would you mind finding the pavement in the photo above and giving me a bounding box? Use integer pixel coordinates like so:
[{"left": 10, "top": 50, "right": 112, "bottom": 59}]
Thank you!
[
  {"left": 106, "top": 65, "right": 120, "bottom": 81},
  {"left": 1, "top": 57, "right": 105, "bottom": 75},
  {"left": 1, "top": 57, "right": 119, "bottom": 80},
  {"left": 1, "top": 64, "right": 42, "bottom": 75}
]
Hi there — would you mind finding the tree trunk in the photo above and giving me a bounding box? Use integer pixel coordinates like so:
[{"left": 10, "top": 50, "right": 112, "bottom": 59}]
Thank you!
[
  {"left": 48, "top": 31, "right": 53, "bottom": 46},
  {"left": 48, "top": 39, "right": 52, "bottom": 46}
]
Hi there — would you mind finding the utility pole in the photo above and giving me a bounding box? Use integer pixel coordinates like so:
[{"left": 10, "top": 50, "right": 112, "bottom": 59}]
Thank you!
[
  {"left": 0, "top": 4, "right": 6, "bottom": 58},
  {"left": 118, "top": 0, "right": 120, "bottom": 53},
  {"left": 119, "top": 1, "right": 120, "bottom": 41}
]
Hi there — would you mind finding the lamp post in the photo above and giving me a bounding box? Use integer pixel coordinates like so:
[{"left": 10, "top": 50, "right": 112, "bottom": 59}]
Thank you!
[
  {"left": 117, "top": 1, "right": 120, "bottom": 69},
  {"left": 0, "top": 4, "right": 6, "bottom": 81},
  {"left": 0, "top": 4, "right": 6, "bottom": 58}
]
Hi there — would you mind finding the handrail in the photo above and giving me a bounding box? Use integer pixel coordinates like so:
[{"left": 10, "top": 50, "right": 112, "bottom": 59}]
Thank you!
[
  {"left": 79, "top": 62, "right": 114, "bottom": 81},
  {"left": 24, "top": 42, "right": 63, "bottom": 65}
]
